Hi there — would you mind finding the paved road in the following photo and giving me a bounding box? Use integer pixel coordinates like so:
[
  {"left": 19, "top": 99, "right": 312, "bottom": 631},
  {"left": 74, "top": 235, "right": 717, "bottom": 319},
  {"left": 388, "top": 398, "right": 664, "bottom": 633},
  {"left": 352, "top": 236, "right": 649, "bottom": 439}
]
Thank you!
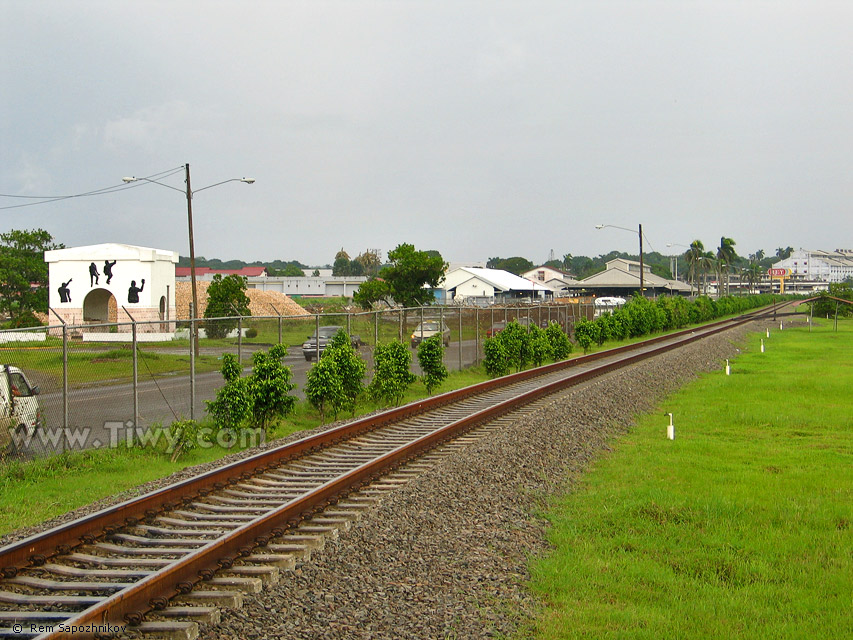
[{"left": 21, "top": 341, "right": 482, "bottom": 455}]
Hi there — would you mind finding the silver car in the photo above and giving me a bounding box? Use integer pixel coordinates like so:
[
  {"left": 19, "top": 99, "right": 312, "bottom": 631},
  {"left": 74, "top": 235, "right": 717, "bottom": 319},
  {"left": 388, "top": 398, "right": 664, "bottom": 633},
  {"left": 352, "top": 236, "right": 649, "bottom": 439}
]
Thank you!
[{"left": 410, "top": 321, "right": 451, "bottom": 347}]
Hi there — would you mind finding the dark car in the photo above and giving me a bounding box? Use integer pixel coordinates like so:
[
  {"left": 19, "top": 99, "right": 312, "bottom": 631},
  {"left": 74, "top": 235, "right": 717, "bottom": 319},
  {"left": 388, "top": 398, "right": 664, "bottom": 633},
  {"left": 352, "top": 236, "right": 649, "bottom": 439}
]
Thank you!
[{"left": 301, "top": 326, "right": 361, "bottom": 361}]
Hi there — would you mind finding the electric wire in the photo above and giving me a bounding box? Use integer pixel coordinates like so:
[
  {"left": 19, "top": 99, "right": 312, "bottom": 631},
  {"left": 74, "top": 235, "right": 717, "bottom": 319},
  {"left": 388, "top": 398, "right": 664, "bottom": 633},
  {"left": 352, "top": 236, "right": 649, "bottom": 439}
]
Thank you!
[{"left": 0, "top": 167, "right": 185, "bottom": 210}]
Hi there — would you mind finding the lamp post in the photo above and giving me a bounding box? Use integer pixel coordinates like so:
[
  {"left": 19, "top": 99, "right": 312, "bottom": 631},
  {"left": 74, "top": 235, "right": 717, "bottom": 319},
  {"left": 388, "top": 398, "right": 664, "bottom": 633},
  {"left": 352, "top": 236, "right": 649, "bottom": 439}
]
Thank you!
[
  {"left": 666, "top": 243, "right": 690, "bottom": 282},
  {"left": 596, "top": 223, "right": 644, "bottom": 295},
  {"left": 122, "top": 164, "right": 254, "bottom": 355}
]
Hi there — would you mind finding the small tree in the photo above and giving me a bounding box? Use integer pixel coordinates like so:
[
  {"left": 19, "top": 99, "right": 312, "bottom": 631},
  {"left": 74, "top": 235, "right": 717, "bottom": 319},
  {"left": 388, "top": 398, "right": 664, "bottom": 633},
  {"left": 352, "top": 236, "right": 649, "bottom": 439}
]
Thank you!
[
  {"left": 483, "top": 336, "right": 511, "bottom": 378},
  {"left": 206, "top": 354, "right": 253, "bottom": 435},
  {"left": 545, "top": 322, "right": 573, "bottom": 361},
  {"left": 326, "top": 330, "right": 366, "bottom": 415},
  {"left": 573, "top": 318, "right": 599, "bottom": 353},
  {"left": 247, "top": 343, "right": 296, "bottom": 432},
  {"left": 305, "top": 355, "right": 345, "bottom": 422},
  {"left": 417, "top": 334, "right": 448, "bottom": 394},
  {"left": 369, "top": 341, "right": 415, "bottom": 406},
  {"left": 528, "top": 324, "right": 552, "bottom": 367},
  {"left": 204, "top": 274, "right": 251, "bottom": 339},
  {"left": 496, "top": 320, "right": 530, "bottom": 372}
]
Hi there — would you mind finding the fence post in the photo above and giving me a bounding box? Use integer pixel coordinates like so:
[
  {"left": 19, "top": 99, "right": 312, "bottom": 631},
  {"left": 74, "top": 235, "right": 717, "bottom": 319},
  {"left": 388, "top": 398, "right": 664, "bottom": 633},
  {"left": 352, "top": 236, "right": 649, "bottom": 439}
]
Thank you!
[
  {"left": 315, "top": 314, "right": 320, "bottom": 360},
  {"left": 347, "top": 312, "right": 351, "bottom": 336},
  {"left": 458, "top": 308, "right": 463, "bottom": 371},
  {"left": 237, "top": 316, "right": 243, "bottom": 365},
  {"left": 374, "top": 310, "right": 379, "bottom": 346},
  {"left": 475, "top": 308, "right": 480, "bottom": 365},
  {"left": 398, "top": 309, "right": 403, "bottom": 342},
  {"left": 123, "top": 307, "right": 139, "bottom": 441},
  {"left": 190, "top": 303, "right": 196, "bottom": 422},
  {"left": 62, "top": 323, "right": 68, "bottom": 453}
]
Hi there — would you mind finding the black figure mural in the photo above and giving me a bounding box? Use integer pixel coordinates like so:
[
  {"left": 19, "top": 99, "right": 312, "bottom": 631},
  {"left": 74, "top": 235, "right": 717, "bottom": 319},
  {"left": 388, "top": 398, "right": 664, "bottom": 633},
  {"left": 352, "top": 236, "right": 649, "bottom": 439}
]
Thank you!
[
  {"left": 104, "top": 260, "right": 117, "bottom": 285},
  {"left": 127, "top": 279, "right": 145, "bottom": 304},
  {"left": 89, "top": 262, "right": 100, "bottom": 286},
  {"left": 58, "top": 279, "right": 72, "bottom": 303}
]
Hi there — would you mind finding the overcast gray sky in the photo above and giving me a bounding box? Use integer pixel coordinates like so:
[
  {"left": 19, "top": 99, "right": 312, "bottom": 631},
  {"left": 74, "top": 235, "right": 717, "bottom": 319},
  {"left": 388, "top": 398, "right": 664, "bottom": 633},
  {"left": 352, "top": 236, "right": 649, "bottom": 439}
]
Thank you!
[{"left": 2, "top": 1, "right": 851, "bottom": 267}]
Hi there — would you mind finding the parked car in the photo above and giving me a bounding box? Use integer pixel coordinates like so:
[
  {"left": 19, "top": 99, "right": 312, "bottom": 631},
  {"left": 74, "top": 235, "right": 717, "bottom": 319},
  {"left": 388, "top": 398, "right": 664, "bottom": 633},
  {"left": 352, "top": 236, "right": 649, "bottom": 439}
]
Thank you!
[
  {"left": 0, "top": 365, "right": 43, "bottom": 452},
  {"left": 301, "top": 326, "right": 361, "bottom": 361},
  {"left": 410, "top": 321, "right": 451, "bottom": 347},
  {"left": 486, "top": 321, "right": 507, "bottom": 338}
]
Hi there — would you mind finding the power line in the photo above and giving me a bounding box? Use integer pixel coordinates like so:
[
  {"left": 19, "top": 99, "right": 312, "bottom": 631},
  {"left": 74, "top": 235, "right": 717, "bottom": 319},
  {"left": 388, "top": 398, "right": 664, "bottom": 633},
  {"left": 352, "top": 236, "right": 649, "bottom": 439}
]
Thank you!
[{"left": 0, "top": 166, "right": 185, "bottom": 211}]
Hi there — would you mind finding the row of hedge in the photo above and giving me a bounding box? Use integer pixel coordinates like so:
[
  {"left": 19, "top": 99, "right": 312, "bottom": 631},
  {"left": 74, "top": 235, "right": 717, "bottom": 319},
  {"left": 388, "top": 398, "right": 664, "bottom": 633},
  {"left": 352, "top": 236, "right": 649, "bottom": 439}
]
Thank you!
[{"left": 573, "top": 293, "right": 796, "bottom": 352}]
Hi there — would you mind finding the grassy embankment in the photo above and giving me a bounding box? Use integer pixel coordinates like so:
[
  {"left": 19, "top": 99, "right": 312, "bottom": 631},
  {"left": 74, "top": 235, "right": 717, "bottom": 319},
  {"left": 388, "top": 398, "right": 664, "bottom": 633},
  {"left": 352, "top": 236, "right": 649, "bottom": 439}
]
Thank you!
[{"left": 529, "top": 317, "right": 852, "bottom": 639}]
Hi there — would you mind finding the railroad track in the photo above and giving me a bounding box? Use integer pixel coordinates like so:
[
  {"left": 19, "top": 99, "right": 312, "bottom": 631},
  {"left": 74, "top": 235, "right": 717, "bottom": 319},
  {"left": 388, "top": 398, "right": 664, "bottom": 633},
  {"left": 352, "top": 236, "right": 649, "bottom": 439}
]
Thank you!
[{"left": 0, "top": 307, "right": 784, "bottom": 639}]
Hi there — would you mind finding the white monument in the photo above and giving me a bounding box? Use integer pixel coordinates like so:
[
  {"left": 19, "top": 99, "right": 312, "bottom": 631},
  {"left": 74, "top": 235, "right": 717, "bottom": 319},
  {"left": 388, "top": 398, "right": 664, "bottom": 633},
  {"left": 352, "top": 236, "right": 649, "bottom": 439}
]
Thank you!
[{"left": 45, "top": 243, "right": 178, "bottom": 336}]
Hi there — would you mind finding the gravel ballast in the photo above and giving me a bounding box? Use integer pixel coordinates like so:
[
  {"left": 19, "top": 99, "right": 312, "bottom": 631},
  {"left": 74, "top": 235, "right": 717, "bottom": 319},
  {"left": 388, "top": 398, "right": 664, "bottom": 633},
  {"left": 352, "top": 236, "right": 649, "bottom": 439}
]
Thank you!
[{"left": 198, "top": 324, "right": 756, "bottom": 640}]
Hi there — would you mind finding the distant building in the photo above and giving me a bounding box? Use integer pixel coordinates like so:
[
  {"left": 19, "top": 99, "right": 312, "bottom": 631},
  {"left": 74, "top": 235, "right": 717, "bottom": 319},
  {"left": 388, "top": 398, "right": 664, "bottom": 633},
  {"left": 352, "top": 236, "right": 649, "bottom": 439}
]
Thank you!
[
  {"left": 565, "top": 258, "right": 691, "bottom": 297},
  {"left": 521, "top": 265, "right": 583, "bottom": 296},
  {"left": 175, "top": 266, "right": 268, "bottom": 278},
  {"left": 772, "top": 249, "right": 853, "bottom": 283},
  {"left": 439, "top": 267, "right": 551, "bottom": 305}
]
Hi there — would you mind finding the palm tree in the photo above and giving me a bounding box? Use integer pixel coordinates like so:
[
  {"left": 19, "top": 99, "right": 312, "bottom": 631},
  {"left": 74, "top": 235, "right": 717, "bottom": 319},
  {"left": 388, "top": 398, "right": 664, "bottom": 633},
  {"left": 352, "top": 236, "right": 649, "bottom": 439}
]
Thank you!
[
  {"left": 716, "top": 237, "right": 737, "bottom": 296},
  {"left": 685, "top": 240, "right": 705, "bottom": 294},
  {"left": 699, "top": 251, "right": 716, "bottom": 295}
]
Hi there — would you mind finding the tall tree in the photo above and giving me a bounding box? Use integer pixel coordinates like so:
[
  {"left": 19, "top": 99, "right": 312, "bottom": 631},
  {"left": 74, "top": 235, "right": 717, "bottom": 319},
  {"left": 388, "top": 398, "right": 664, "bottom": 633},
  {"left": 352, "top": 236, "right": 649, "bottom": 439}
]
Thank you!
[
  {"left": 0, "top": 228, "right": 62, "bottom": 326},
  {"left": 354, "top": 249, "right": 382, "bottom": 277},
  {"left": 716, "top": 237, "right": 737, "bottom": 296},
  {"left": 353, "top": 243, "right": 446, "bottom": 310},
  {"left": 685, "top": 240, "right": 705, "bottom": 294},
  {"left": 203, "top": 274, "right": 251, "bottom": 339}
]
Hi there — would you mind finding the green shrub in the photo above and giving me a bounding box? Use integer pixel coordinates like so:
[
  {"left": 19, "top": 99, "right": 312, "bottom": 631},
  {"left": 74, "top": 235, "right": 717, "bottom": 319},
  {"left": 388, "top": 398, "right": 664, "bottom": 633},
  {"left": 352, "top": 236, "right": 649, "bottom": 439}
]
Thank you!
[
  {"left": 369, "top": 341, "right": 415, "bottom": 407},
  {"left": 245, "top": 327, "right": 258, "bottom": 339},
  {"left": 326, "top": 330, "right": 366, "bottom": 415},
  {"left": 417, "top": 334, "right": 448, "bottom": 394},
  {"left": 545, "top": 322, "right": 573, "bottom": 361},
  {"left": 247, "top": 343, "right": 296, "bottom": 432},
  {"left": 483, "top": 337, "right": 511, "bottom": 378},
  {"left": 497, "top": 320, "right": 531, "bottom": 372},
  {"left": 528, "top": 324, "right": 552, "bottom": 367},
  {"left": 305, "top": 356, "right": 345, "bottom": 422},
  {"left": 573, "top": 318, "right": 599, "bottom": 353}
]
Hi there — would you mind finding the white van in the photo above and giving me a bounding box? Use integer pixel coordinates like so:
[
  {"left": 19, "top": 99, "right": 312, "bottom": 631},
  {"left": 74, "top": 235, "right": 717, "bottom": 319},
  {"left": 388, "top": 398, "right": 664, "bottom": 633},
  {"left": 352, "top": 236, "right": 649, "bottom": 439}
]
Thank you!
[
  {"left": 0, "top": 365, "right": 43, "bottom": 452},
  {"left": 593, "top": 296, "right": 627, "bottom": 318}
]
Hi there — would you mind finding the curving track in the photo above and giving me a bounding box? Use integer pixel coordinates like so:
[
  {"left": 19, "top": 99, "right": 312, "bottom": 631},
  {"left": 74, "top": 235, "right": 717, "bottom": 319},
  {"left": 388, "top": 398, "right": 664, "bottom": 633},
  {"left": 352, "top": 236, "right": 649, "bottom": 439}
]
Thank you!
[{"left": 0, "top": 307, "right": 785, "bottom": 639}]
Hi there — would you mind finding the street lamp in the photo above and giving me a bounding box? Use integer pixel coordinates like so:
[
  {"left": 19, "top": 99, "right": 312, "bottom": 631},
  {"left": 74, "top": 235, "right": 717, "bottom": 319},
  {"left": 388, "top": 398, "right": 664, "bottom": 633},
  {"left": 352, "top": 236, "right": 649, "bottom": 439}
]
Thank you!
[
  {"left": 122, "top": 164, "right": 254, "bottom": 355},
  {"left": 595, "top": 223, "right": 644, "bottom": 295},
  {"left": 666, "top": 243, "right": 690, "bottom": 281}
]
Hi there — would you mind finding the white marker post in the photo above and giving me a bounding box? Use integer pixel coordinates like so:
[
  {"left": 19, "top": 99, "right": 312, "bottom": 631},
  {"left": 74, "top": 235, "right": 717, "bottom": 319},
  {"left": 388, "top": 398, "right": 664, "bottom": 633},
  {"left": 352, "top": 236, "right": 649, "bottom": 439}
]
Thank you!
[
  {"left": 725, "top": 359, "right": 730, "bottom": 375},
  {"left": 667, "top": 413, "right": 675, "bottom": 440},
  {"left": 766, "top": 328, "right": 770, "bottom": 338},
  {"left": 761, "top": 338, "right": 765, "bottom": 353}
]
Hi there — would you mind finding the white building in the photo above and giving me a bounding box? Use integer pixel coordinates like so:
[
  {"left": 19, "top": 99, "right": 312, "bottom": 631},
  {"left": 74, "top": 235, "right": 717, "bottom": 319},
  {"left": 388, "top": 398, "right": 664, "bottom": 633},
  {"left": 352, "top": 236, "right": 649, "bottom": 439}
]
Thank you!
[
  {"left": 440, "top": 267, "right": 550, "bottom": 305},
  {"left": 772, "top": 249, "right": 853, "bottom": 283},
  {"left": 45, "top": 243, "right": 178, "bottom": 332},
  {"left": 521, "top": 265, "right": 583, "bottom": 295}
]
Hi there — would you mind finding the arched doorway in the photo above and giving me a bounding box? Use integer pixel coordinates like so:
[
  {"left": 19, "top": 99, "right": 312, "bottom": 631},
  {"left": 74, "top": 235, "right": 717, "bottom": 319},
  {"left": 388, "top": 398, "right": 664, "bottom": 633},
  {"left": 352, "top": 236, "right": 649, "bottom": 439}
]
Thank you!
[{"left": 83, "top": 288, "right": 117, "bottom": 326}]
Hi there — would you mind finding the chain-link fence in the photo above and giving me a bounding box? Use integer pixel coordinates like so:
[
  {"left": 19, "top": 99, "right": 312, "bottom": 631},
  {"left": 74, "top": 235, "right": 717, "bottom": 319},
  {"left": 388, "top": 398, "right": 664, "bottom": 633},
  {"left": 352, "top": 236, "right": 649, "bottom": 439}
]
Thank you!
[{"left": 0, "top": 302, "right": 593, "bottom": 460}]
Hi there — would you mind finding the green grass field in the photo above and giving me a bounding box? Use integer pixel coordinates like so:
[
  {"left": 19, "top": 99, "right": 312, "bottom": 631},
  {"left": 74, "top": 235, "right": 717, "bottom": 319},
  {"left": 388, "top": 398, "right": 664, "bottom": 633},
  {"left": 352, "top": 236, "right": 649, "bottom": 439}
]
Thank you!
[{"left": 529, "top": 317, "right": 852, "bottom": 639}]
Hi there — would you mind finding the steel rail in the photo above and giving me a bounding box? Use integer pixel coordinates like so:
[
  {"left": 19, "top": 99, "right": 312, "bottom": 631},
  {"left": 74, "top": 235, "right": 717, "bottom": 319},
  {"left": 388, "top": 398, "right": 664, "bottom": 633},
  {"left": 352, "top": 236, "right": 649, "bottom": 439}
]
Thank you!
[
  {"left": 0, "top": 307, "right": 779, "bottom": 576},
  {"left": 1, "top": 304, "right": 786, "bottom": 638}
]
